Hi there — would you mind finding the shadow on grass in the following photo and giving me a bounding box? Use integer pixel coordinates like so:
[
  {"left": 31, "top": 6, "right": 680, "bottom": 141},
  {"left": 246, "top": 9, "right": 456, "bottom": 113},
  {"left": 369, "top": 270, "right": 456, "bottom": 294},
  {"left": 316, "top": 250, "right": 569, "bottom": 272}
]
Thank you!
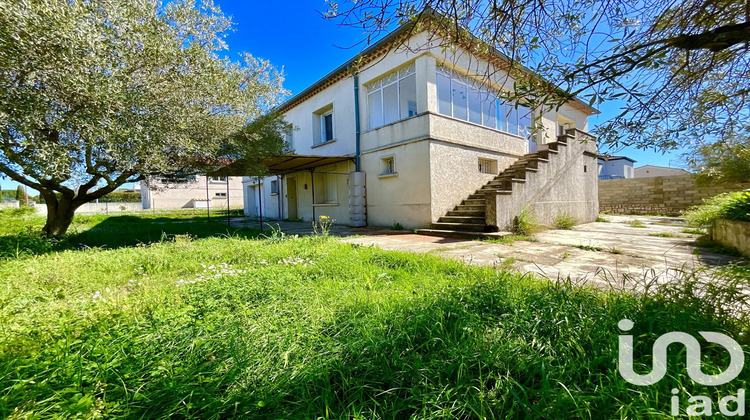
[{"left": 0, "top": 212, "right": 260, "bottom": 259}]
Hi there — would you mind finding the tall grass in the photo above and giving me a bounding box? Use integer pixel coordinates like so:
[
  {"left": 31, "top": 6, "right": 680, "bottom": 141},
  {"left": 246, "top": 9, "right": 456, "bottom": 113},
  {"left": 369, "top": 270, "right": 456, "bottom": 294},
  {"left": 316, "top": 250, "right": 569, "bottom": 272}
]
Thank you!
[{"left": 0, "top": 213, "right": 748, "bottom": 418}]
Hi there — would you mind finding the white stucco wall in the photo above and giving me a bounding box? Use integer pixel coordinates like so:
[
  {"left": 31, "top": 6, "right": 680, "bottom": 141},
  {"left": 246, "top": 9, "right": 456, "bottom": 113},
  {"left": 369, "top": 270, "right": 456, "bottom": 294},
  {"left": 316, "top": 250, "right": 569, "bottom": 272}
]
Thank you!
[
  {"left": 142, "top": 176, "right": 243, "bottom": 210},
  {"left": 257, "top": 30, "right": 596, "bottom": 228}
]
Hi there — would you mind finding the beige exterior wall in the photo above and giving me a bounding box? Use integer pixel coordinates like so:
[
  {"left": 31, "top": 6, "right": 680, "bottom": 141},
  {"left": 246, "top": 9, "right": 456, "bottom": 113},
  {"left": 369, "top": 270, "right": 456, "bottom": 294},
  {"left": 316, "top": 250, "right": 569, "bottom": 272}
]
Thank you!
[
  {"left": 141, "top": 176, "right": 244, "bottom": 210},
  {"left": 361, "top": 141, "right": 432, "bottom": 227},
  {"left": 263, "top": 30, "right": 594, "bottom": 227}
]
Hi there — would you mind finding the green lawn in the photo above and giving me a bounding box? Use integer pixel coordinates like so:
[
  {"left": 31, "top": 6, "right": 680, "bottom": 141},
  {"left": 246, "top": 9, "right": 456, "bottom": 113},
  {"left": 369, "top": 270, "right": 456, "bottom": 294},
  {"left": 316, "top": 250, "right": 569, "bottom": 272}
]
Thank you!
[{"left": 0, "top": 209, "right": 748, "bottom": 418}]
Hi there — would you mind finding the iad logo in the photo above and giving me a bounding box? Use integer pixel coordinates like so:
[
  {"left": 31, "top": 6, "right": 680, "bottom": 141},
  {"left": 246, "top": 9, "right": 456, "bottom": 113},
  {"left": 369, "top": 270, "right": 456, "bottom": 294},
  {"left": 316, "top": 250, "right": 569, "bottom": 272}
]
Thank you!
[{"left": 617, "top": 319, "right": 746, "bottom": 416}]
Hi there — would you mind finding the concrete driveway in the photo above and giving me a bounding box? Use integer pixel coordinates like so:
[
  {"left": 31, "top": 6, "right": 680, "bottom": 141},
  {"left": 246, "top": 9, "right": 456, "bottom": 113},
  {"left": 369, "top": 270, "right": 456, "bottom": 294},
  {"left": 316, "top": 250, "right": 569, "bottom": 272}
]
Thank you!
[{"left": 342, "top": 215, "right": 739, "bottom": 285}]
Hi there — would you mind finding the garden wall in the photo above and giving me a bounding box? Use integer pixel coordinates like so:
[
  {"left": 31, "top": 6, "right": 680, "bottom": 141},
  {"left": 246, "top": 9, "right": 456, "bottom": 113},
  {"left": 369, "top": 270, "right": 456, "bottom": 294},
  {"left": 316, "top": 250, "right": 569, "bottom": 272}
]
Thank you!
[
  {"left": 33, "top": 202, "right": 144, "bottom": 215},
  {"left": 598, "top": 175, "right": 750, "bottom": 215},
  {"left": 711, "top": 219, "right": 750, "bottom": 257}
]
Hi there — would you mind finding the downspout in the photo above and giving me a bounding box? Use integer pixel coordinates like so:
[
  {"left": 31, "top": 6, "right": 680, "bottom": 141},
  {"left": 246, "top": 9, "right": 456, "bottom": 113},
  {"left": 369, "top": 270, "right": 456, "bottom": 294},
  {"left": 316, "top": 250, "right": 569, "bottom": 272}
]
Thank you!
[{"left": 352, "top": 68, "right": 361, "bottom": 171}]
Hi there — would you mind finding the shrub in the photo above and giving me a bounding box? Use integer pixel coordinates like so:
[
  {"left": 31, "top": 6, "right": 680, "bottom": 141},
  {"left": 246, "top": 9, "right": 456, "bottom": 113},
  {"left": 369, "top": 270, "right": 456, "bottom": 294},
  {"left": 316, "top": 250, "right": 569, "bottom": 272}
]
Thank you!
[
  {"left": 683, "top": 191, "right": 750, "bottom": 227},
  {"left": 513, "top": 207, "right": 540, "bottom": 235},
  {"left": 553, "top": 212, "right": 577, "bottom": 229}
]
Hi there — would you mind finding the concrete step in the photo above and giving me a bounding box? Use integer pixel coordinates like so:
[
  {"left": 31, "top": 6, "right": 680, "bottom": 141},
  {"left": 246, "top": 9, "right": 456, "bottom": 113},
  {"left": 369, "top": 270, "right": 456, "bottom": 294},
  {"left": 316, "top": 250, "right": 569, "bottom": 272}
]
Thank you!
[
  {"left": 456, "top": 203, "right": 486, "bottom": 211},
  {"left": 462, "top": 198, "right": 485, "bottom": 205},
  {"left": 430, "top": 222, "right": 486, "bottom": 232},
  {"left": 438, "top": 215, "right": 485, "bottom": 224},
  {"left": 446, "top": 209, "right": 485, "bottom": 217}
]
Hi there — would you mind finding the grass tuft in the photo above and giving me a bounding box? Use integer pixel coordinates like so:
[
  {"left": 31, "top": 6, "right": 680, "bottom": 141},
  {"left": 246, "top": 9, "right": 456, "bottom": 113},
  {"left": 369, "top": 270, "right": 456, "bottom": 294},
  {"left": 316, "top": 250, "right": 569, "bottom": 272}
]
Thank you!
[{"left": 553, "top": 212, "right": 578, "bottom": 230}]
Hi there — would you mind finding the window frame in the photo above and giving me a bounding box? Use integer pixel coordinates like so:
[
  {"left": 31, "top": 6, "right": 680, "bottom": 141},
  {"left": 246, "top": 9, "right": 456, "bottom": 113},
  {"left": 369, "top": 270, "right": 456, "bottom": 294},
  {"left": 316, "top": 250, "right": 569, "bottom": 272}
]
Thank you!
[
  {"left": 380, "top": 155, "right": 397, "bottom": 177},
  {"left": 436, "top": 67, "right": 536, "bottom": 140},
  {"left": 209, "top": 176, "right": 228, "bottom": 183},
  {"left": 367, "top": 63, "right": 417, "bottom": 130},
  {"left": 321, "top": 111, "right": 334, "bottom": 143}
]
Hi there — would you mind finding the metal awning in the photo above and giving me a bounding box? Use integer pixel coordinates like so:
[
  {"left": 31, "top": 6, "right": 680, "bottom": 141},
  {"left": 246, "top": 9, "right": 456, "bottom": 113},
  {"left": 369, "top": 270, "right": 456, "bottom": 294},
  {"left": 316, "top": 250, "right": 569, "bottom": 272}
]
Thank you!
[{"left": 262, "top": 155, "right": 354, "bottom": 175}]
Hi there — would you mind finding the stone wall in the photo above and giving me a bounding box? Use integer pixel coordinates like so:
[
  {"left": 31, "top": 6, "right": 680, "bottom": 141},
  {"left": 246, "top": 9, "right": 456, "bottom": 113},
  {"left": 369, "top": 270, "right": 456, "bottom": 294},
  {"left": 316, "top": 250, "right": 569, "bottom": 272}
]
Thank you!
[
  {"left": 598, "top": 175, "right": 750, "bottom": 215},
  {"left": 711, "top": 219, "right": 750, "bottom": 257}
]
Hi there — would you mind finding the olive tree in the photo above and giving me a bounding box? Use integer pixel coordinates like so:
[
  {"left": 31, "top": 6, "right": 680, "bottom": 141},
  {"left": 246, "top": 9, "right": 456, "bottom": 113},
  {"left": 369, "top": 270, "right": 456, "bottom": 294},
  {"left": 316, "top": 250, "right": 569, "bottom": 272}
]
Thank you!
[{"left": 0, "top": 0, "right": 286, "bottom": 236}]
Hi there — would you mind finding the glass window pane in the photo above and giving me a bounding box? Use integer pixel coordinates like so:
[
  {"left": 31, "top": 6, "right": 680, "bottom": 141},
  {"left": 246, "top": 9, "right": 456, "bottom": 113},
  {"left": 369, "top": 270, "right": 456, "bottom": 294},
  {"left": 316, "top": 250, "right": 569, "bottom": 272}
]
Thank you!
[
  {"left": 468, "top": 88, "right": 482, "bottom": 124},
  {"left": 368, "top": 91, "right": 383, "bottom": 129},
  {"left": 399, "top": 73, "right": 417, "bottom": 119},
  {"left": 324, "top": 113, "right": 334, "bottom": 141},
  {"left": 399, "top": 63, "right": 415, "bottom": 77},
  {"left": 507, "top": 105, "right": 519, "bottom": 136},
  {"left": 483, "top": 95, "right": 496, "bottom": 129},
  {"left": 437, "top": 73, "right": 452, "bottom": 116},
  {"left": 382, "top": 83, "right": 399, "bottom": 125},
  {"left": 496, "top": 100, "right": 507, "bottom": 132},
  {"left": 452, "top": 82, "right": 468, "bottom": 120},
  {"left": 518, "top": 106, "right": 531, "bottom": 139}
]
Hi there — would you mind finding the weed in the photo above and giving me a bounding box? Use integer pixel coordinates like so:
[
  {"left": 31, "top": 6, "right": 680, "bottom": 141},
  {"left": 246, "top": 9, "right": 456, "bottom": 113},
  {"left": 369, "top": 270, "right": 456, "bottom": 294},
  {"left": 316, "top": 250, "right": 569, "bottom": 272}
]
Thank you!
[
  {"left": 561, "top": 252, "right": 570, "bottom": 259},
  {"left": 608, "top": 247, "right": 622, "bottom": 254},
  {"left": 482, "top": 234, "right": 533, "bottom": 245},
  {"left": 312, "top": 215, "right": 335, "bottom": 236},
  {"left": 595, "top": 216, "right": 610, "bottom": 222},
  {"left": 682, "top": 228, "right": 706, "bottom": 235},
  {"left": 628, "top": 219, "right": 647, "bottom": 228},
  {"left": 648, "top": 232, "right": 678, "bottom": 237},
  {"left": 573, "top": 244, "right": 603, "bottom": 252},
  {"left": 390, "top": 222, "right": 404, "bottom": 230},
  {"left": 553, "top": 212, "right": 578, "bottom": 230},
  {"left": 513, "top": 206, "right": 540, "bottom": 235}
]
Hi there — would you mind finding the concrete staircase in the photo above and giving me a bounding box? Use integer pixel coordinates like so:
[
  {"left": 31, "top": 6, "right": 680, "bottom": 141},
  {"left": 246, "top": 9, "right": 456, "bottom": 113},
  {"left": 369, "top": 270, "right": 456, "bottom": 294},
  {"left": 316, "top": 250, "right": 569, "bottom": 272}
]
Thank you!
[{"left": 427, "top": 134, "right": 572, "bottom": 234}]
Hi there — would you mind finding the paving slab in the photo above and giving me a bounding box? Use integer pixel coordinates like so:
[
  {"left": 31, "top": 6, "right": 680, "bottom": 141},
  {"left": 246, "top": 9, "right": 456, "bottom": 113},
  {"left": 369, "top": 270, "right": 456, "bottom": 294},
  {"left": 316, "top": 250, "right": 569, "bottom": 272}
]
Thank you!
[{"left": 232, "top": 215, "right": 743, "bottom": 287}]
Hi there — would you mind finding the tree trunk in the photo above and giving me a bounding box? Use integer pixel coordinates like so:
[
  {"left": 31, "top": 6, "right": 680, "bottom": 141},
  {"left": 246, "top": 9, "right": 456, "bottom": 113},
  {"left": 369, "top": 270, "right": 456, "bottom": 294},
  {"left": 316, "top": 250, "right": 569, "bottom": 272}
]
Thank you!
[{"left": 42, "top": 196, "right": 78, "bottom": 238}]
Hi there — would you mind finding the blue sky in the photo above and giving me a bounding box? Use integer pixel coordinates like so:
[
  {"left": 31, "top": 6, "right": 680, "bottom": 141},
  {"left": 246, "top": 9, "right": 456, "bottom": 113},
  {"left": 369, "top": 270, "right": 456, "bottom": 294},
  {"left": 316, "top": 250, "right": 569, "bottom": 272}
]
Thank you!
[{"left": 1, "top": 0, "right": 685, "bottom": 195}]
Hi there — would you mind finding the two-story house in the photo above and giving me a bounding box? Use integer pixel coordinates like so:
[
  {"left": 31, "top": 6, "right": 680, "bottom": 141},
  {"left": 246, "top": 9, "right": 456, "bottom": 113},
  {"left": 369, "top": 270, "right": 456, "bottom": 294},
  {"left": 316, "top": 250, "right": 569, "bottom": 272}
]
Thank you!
[
  {"left": 598, "top": 156, "right": 636, "bottom": 180},
  {"left": 243, "top": 16, "right": 600, "bottom": 232}
]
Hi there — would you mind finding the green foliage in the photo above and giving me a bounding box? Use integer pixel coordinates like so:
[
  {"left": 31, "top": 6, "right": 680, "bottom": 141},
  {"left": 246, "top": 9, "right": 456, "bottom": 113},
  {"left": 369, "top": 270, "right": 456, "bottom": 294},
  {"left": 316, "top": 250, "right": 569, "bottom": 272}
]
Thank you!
[
  {"left": 14, "top": 185, "right": 24, "bottom": 202},
  {"left": 390, "top": 222, "right": 404, "bottom": 230},
  {"left": 513, "top": 206, "right": 540, "bottom": 235},
  {"left": 0, "top": 213, "right": 748, "bottom": 418},
  {"left": 683, "top": 191, "right": 750, "bottom": 227},
  {"left": 691, "top": 133, "right": 750, "bottom": 184},
  {"left": 595, "top": 216, "right": 610, "bottom": 222},
  {"left": 98, "top": 191, "right": 141, "bottom": 203},
  {"left": 553, "top": 212, "right": 578, "bottom": 229},
  {"left": 0, "top": 0, "right": 286, "bottom": 236}
]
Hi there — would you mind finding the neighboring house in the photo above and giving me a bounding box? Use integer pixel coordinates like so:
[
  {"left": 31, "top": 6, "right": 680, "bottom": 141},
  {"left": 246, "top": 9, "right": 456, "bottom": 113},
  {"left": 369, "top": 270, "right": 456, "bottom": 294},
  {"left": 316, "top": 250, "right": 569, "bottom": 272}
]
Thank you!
[
  {"left": 598, "top": 156, "right": 636, "bottom": 180},
  {"left": 244, "top": 15, "right": 600, "bottom": 231},
  {"left": 141, "top": 175, "right": 244, "bottom": 210},
  {"left": 635, "top": 165, "right": 690, "bottom": 178}
]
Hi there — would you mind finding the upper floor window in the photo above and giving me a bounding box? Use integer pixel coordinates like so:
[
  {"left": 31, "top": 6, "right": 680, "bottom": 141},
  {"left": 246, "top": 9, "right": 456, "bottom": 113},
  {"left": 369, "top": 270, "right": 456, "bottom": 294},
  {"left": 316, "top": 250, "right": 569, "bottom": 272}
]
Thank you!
[
  {"left": 313, "top": 104, "right": 334, "bottom": 145},
  {"left": 210, "top": 176, "right": 227, "bottom": 183},
  {"left": 284, "top": 124, "right": 295, "bottom": 151},
  {"left": 367, "top": 63, "right": 417, "bottom": 129},
  {"left": 437, "top": 67, "right": 532, "bottom": 140},
  {"left": 270, "top": 180, "right": 279, "bottom": 195}
]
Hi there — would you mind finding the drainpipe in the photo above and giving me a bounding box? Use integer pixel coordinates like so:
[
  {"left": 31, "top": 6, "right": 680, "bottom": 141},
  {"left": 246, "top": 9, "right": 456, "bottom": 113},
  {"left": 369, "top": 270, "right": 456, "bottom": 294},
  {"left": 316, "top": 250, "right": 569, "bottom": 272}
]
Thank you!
[{"left": 352, "top": 70, "right": 361, "bottom": 172}]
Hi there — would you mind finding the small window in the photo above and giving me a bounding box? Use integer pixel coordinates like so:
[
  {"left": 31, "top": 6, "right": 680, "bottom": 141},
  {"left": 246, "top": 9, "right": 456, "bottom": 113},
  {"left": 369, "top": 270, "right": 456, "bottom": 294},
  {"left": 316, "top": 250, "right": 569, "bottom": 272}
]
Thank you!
[
  {"left": 322, "top": 112, "right": 334, "bottom": 142},
  {"left": 313, "top": 173, "right": 337, "bottom": 204},
  {"left": 215, "top": 192, "right": 227, "bottom": 197},
  {"left": 270, "top": 180, "right": 279, "bottom": 195},
  {"left": 313, "top": 104, "right": 335, "bottom": 145},
  {"left": 478, "top": 158, "right": 497, "bottom": 174},
  {"left": 381, "top": 156, "right": 396, "bottom": 175},
  {"left": 284, "top": 124, "right": 295, "bottom": 151},
  {"left": 210, "top": 176, "right": 227, "bottom": 183}
]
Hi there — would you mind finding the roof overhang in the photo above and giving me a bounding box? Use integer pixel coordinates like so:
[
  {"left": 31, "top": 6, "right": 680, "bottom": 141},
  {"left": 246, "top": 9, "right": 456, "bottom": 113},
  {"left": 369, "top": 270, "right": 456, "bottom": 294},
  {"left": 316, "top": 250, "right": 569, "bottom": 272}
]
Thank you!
[{"left": 262, "top": 155, "right": 354, "bottom": 175}]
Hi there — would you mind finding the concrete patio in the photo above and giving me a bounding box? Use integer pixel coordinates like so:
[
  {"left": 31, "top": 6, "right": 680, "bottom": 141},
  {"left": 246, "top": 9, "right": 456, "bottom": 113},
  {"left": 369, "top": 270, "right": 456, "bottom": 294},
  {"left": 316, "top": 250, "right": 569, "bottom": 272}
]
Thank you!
[{"left": 232, "top": 215, "right": 741, "bottom": 286}]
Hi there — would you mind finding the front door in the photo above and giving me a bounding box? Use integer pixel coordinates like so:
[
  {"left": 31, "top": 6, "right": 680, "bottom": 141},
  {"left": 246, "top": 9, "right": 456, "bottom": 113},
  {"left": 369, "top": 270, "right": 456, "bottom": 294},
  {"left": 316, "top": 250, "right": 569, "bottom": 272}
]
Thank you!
[{"left": 287, "top": 178, "right": 298, "bottom": 220}]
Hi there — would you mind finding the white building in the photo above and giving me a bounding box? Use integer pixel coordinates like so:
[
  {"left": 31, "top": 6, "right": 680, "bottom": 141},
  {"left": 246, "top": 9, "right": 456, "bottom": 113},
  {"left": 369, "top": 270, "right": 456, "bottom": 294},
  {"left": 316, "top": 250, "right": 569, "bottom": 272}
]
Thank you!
[
  {"left": 598, "top": 156, "right": 636, "bottom": 180},
  {"left": 142, "top": 175, "right": 243, "bottom": 211},
  {"left": 244, "top": 16, "right": 600, "bottom": 232},
  {"left": 634, "top": 165, "right": 690, "bottom": 178}
]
